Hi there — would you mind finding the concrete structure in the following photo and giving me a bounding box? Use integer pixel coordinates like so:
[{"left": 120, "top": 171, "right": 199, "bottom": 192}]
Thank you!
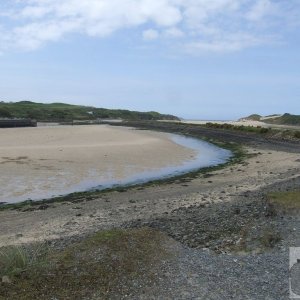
[{"left": 0, "top": 119, "right": 37, "bottom": 128}]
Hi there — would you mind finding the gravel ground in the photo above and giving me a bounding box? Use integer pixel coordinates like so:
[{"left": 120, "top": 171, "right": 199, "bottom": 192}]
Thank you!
[{"left": 122, "top": 177, "right": 300, "bottom": 300}]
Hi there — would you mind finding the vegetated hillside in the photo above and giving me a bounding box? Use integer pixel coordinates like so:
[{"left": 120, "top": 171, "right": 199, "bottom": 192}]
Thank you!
[
  {"left": 263, "top": 113, "right": 300, "bottom": 125},
  {"left": 241, "top": 114, "right": 262, "bottom": 121},
  {"left": 0, "top": 101, "right": 180, "bottom": 121},
  {"left": 242, "top": 113, "right": 300, "bottom": 126}
]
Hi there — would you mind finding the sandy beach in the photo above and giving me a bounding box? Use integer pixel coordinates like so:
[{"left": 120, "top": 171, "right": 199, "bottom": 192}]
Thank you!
[
  {"left": 0, "top": 123, "right": 299, "bottom": 247},
  {"left": 0, "top": 125, "right": 197, "bottom": 204},
  {"left": 0, "top": 145, "right": 298, "bottom": 245}
]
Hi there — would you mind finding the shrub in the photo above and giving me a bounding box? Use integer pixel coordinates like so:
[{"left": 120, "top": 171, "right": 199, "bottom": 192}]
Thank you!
[
  {"left": 260, "top": 230, "right": 281, "bottom": 248},
  {"left": 0, "top": 246, "right": 30, "bottom": 277},
  {"left": 0, "top": 244, "right": 48, "bottom": 277},
  {"left": 294, "top": 131, "right": 300, "bottom": 139},
  {"left": 259, "top": 127, "right": 270, "bottom": 134}
]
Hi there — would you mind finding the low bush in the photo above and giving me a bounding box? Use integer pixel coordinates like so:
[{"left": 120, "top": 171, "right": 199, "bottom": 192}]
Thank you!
[
  {"left": 0, "top": 228, "right": 170, "bottom": 299},
  {"left": 0, "top": 244, "right": 48, "bottom": 277},
  {"left": 294, "top": 131, "right": 300, "bottom": 139}
]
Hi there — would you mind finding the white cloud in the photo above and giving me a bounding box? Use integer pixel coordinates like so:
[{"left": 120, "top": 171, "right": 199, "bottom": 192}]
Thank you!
[
  {"left": 246, "top": 0, "right": 273, "bottom": 21},
  {"left": 164, "top": 27, "right": 184, "bottom": 38},
  {"left": 185, "top": 33, "right": 264, "bottom": 53},
  {"left": 0, "top": 0, "right": 299, "bottom": 54},
  {"left": 143, "top": 29, "right": 159, "bottom": 41}
]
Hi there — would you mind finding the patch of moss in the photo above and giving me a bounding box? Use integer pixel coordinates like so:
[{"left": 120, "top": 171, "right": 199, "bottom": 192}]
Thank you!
[
  {"left": 0, "top": 228, "right": 171, "bottom": 299},
  {"left": 267, "top": 190, "right": 300, "bottom": 212}
]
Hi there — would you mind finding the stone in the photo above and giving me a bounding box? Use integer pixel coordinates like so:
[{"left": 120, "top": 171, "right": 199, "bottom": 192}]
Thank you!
[{"left": 2, "top": 276, "right": 11, "bottom": 284}]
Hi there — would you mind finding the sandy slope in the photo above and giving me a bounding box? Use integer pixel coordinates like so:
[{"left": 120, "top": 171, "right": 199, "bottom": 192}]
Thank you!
[{"left": 0, "top": 125, "right": 195, "bottom": 204}]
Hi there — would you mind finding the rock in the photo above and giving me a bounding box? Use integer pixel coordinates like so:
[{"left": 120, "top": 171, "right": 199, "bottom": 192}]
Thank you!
[
  {"left": 21, "top": 207, "right": 35, "bottom": 212},
  {"left": 2, "top": 276, "right": 11, "bottom": 284},
  {"left": 38, "top": 204, "right": 50, "bottom": 210},
  {"left": 234, "top": 208, "right": 240, "bottom": 215}
]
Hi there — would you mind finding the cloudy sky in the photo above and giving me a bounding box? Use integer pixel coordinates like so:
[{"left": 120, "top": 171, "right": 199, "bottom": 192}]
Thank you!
[{"left": 0, "top": 0, "right": 299, "bottom": 119}]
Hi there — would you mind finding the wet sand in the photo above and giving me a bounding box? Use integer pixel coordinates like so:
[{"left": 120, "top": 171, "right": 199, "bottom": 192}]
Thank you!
[
  {"left": 0, "top": 125, "right": 196, "bottom": 204},
  {"left": 0, "top": 122, "right": 299, "bottom": 247}
]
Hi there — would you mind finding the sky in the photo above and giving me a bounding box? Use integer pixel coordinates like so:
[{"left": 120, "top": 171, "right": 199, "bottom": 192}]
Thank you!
[{"left": 0, "top": 0, "right": 299, "bottom": 120}]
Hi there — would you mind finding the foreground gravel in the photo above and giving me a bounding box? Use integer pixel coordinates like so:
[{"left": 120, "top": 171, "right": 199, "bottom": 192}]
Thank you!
[
  {"left": 123, "top": 177, "right": 300, "bottom": 300},
  {"left": 136, "top": 246, "right": 289, "bottom": 300}
]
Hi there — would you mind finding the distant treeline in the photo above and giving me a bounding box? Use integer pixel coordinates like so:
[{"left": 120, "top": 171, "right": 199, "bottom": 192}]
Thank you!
[{"left": 0, "top": 101, "right": 180, "bottom": 122}]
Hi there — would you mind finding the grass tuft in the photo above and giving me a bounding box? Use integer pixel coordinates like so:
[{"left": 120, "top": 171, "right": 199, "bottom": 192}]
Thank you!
[
  {"left": 260, "top": 230, "right": 281, "bottom": 249},
  {"left": 0, "top": 228, "right": 171, "bottom": 299},
  {"left": 0, "top": 244, "right": 48, "bottom": 278},
  {"left": 267, "top": 190, "right": 300, "bottom": 213}
]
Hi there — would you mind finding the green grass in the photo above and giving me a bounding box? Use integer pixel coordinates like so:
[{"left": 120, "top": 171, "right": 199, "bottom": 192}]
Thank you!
[
  {"left": 0, "top": 244, "right": 49, "bottom": 278},
  {"left": 264, "top": 113, "right": 300, "bottom": 125},
  {"left": 0, "top": 101, "right": 179, "bottom": 122},
  {"left": 243, "top": 114, "right": 262, "bottom": 121},
  {"left": 259, "top": 230, "right": 281, "bottom": 249},
  {"left": 294, "top": 131, "right": 300, "bottom": 139},
  {"left": 202, "top": 122, "right": 300, "bottom": 140},
  {"left": 0, "top": 228, "right": 171, "bottom": 299},
  {"left": 205, "top": 122, "right": 272, "bottom": 134},
  {"left": 267, "top": 190, "right": 300, "bottom": 212},
  {"left": 243, "top": 113, "right": 300, "bottom": 126},
  {"left": 0, "top": 246, "right": 29, "bottom": 277}
]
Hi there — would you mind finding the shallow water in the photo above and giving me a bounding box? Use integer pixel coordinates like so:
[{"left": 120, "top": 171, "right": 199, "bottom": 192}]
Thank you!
[
  {"left": 90, "top": 134, "right": 232, "bottom": 190},
  {"left": 1, "top": 132, "right": 232, "bottom": 204}
]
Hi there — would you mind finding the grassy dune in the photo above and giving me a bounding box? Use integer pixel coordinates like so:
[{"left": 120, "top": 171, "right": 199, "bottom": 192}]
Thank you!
[{"left": 0, "top": 101, "right": 179, "bottom": 121}]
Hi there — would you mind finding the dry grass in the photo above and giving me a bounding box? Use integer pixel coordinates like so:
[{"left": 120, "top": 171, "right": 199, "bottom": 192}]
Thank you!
[
  {"left": 0, "top": 227, "right": 171, "bottom": 300},
  {"left": 259, "top": 230, "right": 281, "bottom": 248},
  {"left": 0, "top": 244, "right": 48, "bottom": 278},
  {"left": 267, "top": 190, "right": 300, "bottom": 213}
]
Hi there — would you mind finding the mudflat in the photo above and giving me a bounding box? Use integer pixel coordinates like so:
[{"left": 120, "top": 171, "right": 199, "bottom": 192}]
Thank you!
[{"left": 0, "top": 125, "right": 195, "bottom": 204}]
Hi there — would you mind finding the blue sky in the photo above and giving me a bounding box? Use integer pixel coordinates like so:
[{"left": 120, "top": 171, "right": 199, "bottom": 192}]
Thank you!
[{"left": 0, "top": 0, "right": 299, "bottom": 119}]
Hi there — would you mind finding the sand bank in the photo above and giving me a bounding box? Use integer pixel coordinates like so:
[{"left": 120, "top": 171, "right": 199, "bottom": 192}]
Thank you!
[
  {"left": 0, "top": 141, "right": 299, "bottom": 247},
  {"left": 0, "top": 125, "right": 203, "bottom": 203}
]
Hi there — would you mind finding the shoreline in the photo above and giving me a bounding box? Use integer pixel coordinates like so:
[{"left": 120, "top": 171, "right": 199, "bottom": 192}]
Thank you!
[
  {"left": 1, "top": 121, "right": 299, "bottom": 298},
  {"left": 0, "top": 122, "right": 299, "bottom": 246},
  {"left": 2, "top": 125, "right": 221, "bottom": 205},
  {"left": 0, "top": 129, "right": 242, "bottom": 211}
]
